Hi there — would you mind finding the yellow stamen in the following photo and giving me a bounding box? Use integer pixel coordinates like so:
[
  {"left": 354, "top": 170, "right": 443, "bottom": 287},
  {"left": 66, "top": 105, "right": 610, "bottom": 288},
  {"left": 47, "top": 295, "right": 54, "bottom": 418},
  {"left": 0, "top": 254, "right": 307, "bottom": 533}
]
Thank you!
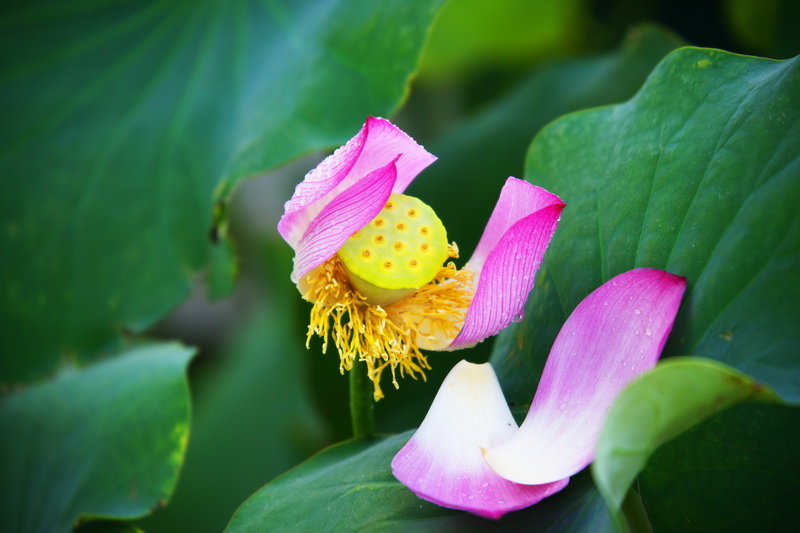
[{"left": 302, "top": 244, "right": 473, "bottom": 400}]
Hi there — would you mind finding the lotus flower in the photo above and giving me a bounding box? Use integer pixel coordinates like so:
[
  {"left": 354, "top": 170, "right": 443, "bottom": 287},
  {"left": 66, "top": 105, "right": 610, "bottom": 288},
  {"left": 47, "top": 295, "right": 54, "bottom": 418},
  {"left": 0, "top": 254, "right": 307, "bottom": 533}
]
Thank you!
[
  {"left": 278, "top": 117, "right": 564, "bottom": 399},
  {"left": 392, "top": 268, "right": 686, "bottom": 518}
]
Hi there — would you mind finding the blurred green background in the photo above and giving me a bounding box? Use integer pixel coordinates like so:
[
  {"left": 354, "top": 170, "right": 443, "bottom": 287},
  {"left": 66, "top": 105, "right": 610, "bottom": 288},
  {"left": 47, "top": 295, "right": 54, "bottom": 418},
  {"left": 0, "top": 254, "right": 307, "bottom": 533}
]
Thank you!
[
  {"left": 140, "top": 1, "right": 797, "bottom": 531},
  {"left": 1, "top": 0, "right": 797, "bottom": 531}
]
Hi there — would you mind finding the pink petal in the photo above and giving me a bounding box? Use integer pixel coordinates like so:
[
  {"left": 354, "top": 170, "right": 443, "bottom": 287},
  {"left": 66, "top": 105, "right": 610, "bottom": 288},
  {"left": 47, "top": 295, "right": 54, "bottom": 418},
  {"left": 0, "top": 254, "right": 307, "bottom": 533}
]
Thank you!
[
  {"left": 291, "top": 159, "right": 398, "bottom": 281},
  {"left": 392, "top": 360, "right": 569, "bottom": 520},
  {"left": 448, "top": 179, "right": 564, "bottom": 349},
  {"left": 279, "top": 117, "right": 436, "bottom": 247},
  {"left": 467, "top": 178, "right": 564, "bottom": 272},
  {"left": 484, "top": 269, "right": 686, "bottom": 485}
]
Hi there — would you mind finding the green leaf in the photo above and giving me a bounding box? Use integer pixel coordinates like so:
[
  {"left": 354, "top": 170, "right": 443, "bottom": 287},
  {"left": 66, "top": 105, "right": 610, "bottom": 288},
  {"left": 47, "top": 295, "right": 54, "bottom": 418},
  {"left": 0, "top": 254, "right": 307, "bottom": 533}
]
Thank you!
[
  {"left": 217, "top": 0, "right": 447, "bottom": 196},
  {"left": 0, "top": 0, "right": 445, "bottom": 384},
  {"left": 639, "top": 402, "right": 800, "bottom": 532},
  {"left": 138, "top": 300, "right": 328, "bottom": 533},
  {"left": 226, "top": 432, "right": 614, "bottom": 532},
  {"left": 488, "top": 47, "right": 799, "bottom": 531},
  {"left": 0, "top": 343, "right": 194, "bottom": 533},
  {"left": 75, "top": 521, "right": 145, "bottom": 533},
  {"left": 592, "top": 357, "right": 783, "bottom": 523},
  {"left": 491, "top": 48, "right": 800, "bottom": 403}
]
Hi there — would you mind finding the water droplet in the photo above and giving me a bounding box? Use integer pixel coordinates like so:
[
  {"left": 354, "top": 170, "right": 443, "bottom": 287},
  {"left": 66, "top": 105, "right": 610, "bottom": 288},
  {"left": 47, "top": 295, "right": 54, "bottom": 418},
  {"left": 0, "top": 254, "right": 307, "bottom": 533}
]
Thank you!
[
  {"left": 559, "top": 402, "right": 567, "bottom": 412},
  {"left": 497, "top": 499, "right": 505, "bottom": 505},
  {"left": 645, "top": 327, "right": 652, "bottom": 336},
  {"left": 481, "top": 482, "right": 489, "bottom": 488},
  {"left": 635, "top": 329, "right": 641, "bottom": 335},
  {"left": 468, "top": 494, "right": 475, "bottom": 500},
  {"left": 634, "top": 308, "right": 641, "bottom": 315}
]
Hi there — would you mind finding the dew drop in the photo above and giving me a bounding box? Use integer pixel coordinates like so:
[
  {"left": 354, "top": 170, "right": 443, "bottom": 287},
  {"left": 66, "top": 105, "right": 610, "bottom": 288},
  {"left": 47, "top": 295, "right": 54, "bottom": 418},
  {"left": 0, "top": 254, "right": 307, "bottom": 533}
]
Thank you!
[
  {"left": 559, "top": 402, "right": 567, "bottom": 412},
  {"left": 481, "top": 482, "right": 489, "bottom": 488},
  {"left": 645, "top": 327, "right": 652, "bottom": 336},
  {"left": 634, "top": 308, "right": 641, "bottom": 315}
]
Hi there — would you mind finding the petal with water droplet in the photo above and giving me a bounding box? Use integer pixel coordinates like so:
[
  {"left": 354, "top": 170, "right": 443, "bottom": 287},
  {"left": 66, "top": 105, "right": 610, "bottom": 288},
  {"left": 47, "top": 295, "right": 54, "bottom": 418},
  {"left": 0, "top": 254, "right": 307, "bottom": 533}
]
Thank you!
[{"left": 484, "top": 269, "right": 686, "bottom": 484}]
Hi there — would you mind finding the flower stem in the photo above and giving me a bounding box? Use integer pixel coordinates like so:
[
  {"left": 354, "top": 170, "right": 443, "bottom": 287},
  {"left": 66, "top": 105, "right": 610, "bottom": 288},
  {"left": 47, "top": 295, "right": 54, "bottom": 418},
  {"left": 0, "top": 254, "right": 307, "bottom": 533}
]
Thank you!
[
  {"left": 621, "top": 483, "right": 652, "bottom": 533},
  {"left": 349, "top": 359, "right": 376, "bottom": 438}
]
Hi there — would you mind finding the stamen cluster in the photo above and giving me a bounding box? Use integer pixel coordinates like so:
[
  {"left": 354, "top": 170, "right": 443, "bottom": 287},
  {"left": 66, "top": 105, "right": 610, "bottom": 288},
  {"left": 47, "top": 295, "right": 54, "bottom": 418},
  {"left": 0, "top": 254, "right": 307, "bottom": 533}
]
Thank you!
[{"left": 303, "top": 245, "right": 473, "bottom": 399}]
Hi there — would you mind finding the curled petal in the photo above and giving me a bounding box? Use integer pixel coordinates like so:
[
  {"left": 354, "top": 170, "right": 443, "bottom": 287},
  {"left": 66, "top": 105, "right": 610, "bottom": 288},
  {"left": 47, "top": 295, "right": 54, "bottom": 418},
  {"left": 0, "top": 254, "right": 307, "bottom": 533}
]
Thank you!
[
  {"left": 484, "top": 269, "right": 686, "bottom": 485},
  {"left": 279, "top": 116, "right": 436, "bottom": 247},
  {"left": 392, "top": 360, "right": 569, "bottom": 519},
  {"left": 448, "top": 179, "right": 564, "bottom": 349},
  {"left": 467, "top": 178, "right": 564, "bottom": 273},
  {"left": 292, "top": 160, "right": 398, "bottom": 281}
]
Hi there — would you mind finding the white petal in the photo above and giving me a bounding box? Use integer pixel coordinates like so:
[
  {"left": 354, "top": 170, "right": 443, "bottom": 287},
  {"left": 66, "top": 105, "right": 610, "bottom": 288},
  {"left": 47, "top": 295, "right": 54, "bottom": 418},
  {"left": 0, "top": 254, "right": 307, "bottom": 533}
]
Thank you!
[{"left": 392, "top": 360, "right": 568, "bottom": 519}]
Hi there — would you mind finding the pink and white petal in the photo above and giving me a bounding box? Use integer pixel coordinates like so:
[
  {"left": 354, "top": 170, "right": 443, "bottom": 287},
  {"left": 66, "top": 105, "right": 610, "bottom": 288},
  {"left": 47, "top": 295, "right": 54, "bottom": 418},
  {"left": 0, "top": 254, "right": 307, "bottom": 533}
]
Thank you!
[
  {"left": 279, "top": 117, "right": 436, "bottom": 247},
  {"left": 484, "top": 269, "right": 686, "bottom": 485},
  {"left": 291, "top": 159, "right": 398, "bottom": 282},
  {"left": 467, "top": 178, "right": 564, "bottom": 273},
  {"left": 392, "top": 360, "right": 569, "bottom": 519},
  {"left": 447, "top": 202, "right": 564, "bottom": 349}
]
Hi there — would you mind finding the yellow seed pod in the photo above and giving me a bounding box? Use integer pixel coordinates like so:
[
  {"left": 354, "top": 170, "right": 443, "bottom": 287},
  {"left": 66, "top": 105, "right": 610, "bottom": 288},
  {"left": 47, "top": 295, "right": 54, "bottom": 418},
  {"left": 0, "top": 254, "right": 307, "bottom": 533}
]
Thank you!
[{"left": 338, "top": 193, "right": 449, "bottom": 305}]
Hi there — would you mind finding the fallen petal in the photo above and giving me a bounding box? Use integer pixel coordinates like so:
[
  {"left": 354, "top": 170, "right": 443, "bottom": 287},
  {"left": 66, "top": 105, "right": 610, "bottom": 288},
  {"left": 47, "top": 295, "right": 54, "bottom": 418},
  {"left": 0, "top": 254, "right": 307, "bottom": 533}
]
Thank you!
[
  {"left": 279, "top": 116, "right": 436, "bottom": 247},
  {"left": 484, "top": 268, "right": 686, "bottom": 485},
  {"left": 392, "top": 360, "right": 569, "bottom": 519},
  {"left": 449, "top": 179, "right": 564, "bottom": 349}
]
